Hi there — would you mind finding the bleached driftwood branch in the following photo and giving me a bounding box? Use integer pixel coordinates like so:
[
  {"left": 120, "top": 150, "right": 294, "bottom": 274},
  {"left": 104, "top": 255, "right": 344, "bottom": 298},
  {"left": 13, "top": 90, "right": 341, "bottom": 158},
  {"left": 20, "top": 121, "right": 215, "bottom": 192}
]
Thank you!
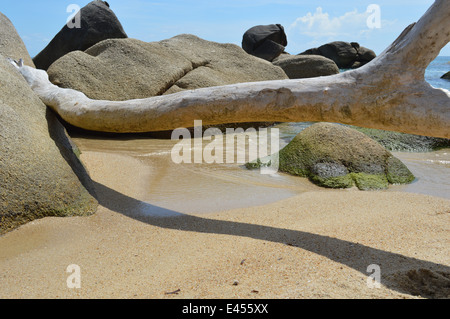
[{"left": 12, "top": 0, "right": 450, "bottom": 138}]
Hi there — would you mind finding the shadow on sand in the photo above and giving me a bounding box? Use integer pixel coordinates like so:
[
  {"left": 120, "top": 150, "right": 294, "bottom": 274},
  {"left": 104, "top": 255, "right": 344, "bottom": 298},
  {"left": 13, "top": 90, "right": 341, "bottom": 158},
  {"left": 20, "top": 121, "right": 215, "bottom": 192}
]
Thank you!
[{"left": 91, "top": 180, "right": 450, "bottom": 299}]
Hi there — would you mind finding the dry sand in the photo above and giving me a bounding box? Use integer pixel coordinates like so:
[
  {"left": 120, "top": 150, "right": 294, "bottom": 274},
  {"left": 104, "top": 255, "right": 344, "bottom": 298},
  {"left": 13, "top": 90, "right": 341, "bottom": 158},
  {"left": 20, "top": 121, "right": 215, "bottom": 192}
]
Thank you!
[{"left": 0, "top": 150, "right": 449, "bottom": 299}]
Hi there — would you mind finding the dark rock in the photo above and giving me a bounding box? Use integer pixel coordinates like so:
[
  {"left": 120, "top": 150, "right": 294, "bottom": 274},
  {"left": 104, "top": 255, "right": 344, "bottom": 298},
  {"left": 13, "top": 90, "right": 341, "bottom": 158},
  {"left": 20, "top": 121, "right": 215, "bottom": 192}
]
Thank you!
[
  {"left": 356, "top": 46, "right": 377, "bottom": 65},
  {"left": 316, "top": 41, "right": 358, "bottom": 69},
  {"left": 350, "top": 42, "right": 360, "bottom": 50},
  {"left": 311, "top": 162, "right": 349, "bottom": 179},
  {"left": 33, "top": 1, "right": 127, "bottom": 70},
  {"left": 299, "top": 41, "right": 376, "bottom": 69},
  {"left": 242, "top": 24, "right": 287, "bottom": 61},
  {"left": 441, "top": 71, "right": 450, "bottom": 80},
  {"left": 300, "top": 48, "right": 320, "bottom": 56}
]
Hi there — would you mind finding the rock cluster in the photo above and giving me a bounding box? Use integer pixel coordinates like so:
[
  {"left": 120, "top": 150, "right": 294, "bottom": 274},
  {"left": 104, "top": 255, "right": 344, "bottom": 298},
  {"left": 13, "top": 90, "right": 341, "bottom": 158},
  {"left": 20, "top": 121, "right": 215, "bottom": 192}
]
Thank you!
[
  {"left": 0, "top": 2, "right": 428, "bottom": 233},
  {"left": 299, "top": 41, "right": 377, "bottom": 69},
  {"left": 46, "top": 34, "right": 288, "bottom": 101},
  {"left": 242, "top": 25, "right": 376, "bottom": 78}
]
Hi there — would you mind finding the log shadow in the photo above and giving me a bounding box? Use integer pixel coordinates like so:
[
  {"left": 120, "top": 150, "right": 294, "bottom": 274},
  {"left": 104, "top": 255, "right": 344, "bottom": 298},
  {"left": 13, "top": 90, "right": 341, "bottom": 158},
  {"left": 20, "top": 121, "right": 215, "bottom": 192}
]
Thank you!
[
  {"left": 92, "top": 180, "right": 450, "bottom": 299},
  {"left": 45, "top": 109, "right": 98, "bottom": 200}
]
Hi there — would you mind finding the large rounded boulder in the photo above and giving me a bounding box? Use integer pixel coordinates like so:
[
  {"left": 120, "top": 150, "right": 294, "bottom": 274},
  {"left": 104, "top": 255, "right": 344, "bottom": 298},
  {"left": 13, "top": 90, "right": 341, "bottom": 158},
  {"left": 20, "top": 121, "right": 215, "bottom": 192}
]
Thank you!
[
  {"left": 0, "top": 56, "right": 98, "bottom": 234},
  {"left": 242, "top": 24, "right": 288, "bottom": 62},
  {"left": 33, "top": 0, "right": 127, "bottom": 70},
  {"left": 0, "top": 12, "right": 35, "bottom": 67},
  {"left": 0, "top": 12, "right": 98, "bottom": 234},
  {"left": 272, "top": 54, "right": 339, "bottom": 79},
  {"left": 46, "top": 34, "right": 288, "bottom": 101},
  {"left": 247, "top": 123, "right": 415, "bottom": 190}
]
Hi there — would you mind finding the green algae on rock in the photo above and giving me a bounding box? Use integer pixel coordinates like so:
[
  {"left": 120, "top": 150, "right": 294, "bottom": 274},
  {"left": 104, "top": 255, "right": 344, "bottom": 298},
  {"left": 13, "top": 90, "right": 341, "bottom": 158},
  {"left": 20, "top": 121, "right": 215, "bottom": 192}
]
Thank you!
[
  {"left": 351, "top": 126, "right": 450, "bottom": 152},
  {"left": 246, "top": 123, "right": 415, "bottom": 190}
]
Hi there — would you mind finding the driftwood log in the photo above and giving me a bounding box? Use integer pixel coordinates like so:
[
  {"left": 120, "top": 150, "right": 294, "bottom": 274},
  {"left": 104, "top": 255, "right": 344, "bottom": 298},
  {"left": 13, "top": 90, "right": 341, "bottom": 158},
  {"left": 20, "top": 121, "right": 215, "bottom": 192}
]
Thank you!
[{"left": 11, "top": 0, "right": 450, "bottom": 138}]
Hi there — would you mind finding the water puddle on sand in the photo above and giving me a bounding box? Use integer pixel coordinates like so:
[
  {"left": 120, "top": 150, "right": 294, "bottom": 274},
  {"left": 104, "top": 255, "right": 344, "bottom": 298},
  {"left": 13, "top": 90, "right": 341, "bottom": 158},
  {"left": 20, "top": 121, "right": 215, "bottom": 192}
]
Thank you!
[
  {"left": 72, "top": 131, "right": 322, "bottom": 215},
  {"left": 391, "top": 149, "right": 450, "bottom": 200},
  {"left": 72, "top": 129, "right": 450, "bottom": 215}
]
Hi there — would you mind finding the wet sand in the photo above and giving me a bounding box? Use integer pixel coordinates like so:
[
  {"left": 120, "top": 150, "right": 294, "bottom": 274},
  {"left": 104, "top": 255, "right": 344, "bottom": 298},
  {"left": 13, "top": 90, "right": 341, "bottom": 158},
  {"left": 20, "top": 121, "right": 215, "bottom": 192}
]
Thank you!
[{"left": 0, "top": 146, "right": 449, "bottom": 299}]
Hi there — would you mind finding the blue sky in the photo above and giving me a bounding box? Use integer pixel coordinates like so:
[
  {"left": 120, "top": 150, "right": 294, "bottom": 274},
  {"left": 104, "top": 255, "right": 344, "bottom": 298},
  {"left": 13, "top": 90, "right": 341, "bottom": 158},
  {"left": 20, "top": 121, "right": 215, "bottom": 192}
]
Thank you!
[{"left": 1, "top": 0, "right": 449, "bottom": 58}]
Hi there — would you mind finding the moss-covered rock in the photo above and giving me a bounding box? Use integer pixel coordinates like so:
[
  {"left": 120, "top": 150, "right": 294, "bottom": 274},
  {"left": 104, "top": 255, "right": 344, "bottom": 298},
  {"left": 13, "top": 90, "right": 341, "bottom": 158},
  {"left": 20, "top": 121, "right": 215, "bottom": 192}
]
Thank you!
[
  {"left": 246, "top": 122, "right": 415, "bottom": 190},
  {"left": 351, "top": 126, "right": 450, "bottom": 152},
  {"left": 351, "top": 173, "right": 389, "bottom": 191},
  {"left": 386, "top": 157, "right": 416, "bottom": 184}
]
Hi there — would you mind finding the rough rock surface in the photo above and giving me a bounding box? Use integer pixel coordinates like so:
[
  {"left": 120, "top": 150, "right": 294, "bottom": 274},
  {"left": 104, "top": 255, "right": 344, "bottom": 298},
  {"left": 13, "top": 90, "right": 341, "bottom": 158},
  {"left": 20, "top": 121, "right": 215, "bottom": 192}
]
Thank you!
[
  {"left": 33, "top": 0, "right": 127, "bottom": 70},
  {"left": 47, "top": 34, "right": 288, "bottom": 101},
  {"left": 0, "top": 12, "right": 35, "bottom": 67},
  {"left": 246, "top": 123, "right": 415, "bottom": 190},
  {"left": 241, "top": 24, "right": 288, "bottom": 61},
  {"left": 351, "top": 126, "right": 450, "bottom": 152},
  {"left": 300, "top": 41, "right": 376, "bottom": 69},
  {"left": 0, "top": 56, "right": 98, "bottom": 235},
  {"left": 272, "top": 54, "right": 339, "bottom": 79}
]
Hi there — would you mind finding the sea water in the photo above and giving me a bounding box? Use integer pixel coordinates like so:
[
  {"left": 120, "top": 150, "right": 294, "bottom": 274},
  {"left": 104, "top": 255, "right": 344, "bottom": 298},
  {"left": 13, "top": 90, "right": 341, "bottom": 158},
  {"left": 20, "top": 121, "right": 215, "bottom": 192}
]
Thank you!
[
  {"left": 425, "top": 56, "right": 450, "bottom": 90},
  {"left": 265, "top": 56, "right": 450, "bottom": 200}
]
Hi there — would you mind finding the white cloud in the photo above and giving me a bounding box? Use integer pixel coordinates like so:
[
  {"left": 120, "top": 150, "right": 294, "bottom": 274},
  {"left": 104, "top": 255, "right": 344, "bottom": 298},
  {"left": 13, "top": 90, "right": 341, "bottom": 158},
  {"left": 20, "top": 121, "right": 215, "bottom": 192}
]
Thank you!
[
  {"left": 289, "top": 7, "right": 372, "bottom": 39},
  {"left": 286, "top": 6, "right": 399, "bottom": 54}
]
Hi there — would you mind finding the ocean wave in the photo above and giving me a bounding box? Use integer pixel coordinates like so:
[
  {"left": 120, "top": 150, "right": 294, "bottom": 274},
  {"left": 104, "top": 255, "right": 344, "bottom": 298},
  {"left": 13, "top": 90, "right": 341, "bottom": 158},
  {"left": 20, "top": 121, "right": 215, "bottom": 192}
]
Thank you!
[
  {"left": 135, "top": 151, "right": 173, "bottom": 157},
  {"left": 426, "top": 159, "right": 450, "bottom": 165}
]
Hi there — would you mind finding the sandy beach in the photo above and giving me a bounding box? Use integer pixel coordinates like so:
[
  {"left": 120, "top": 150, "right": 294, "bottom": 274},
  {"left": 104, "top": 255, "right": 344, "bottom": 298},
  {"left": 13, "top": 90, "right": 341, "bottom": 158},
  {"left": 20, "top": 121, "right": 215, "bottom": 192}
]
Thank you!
[
  {"left": 0, "top": 146, "right": 449, "bottom": 299},
  {"left": 1, "top": 0, "right": 449, "bottom": 302}
]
